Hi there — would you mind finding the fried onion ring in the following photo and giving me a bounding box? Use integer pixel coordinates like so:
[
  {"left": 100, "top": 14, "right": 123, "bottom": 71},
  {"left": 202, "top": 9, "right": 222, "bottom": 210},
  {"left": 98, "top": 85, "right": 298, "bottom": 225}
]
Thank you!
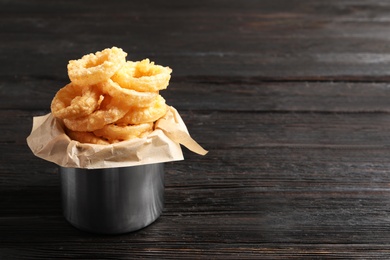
[
  {"left": 111, "top": 59, "right": 172, "bottom": 92},
  {"left": 63, "top": 96, "right": 130, "bottom": 132},
  {"left": 93, "top": 122, "right": 153, "bottom": 142},
  {"left": 51, "top": 83, "right": 103, "bottom": 120},
  {"left": 115, "top": 95, "right": 168, "bottom": 125},
  {"left": 99, "top": 79, "right": 157, "bottom": 107},
  {"left": 68, "top": 47, "right": 127, "bottom": 86}
]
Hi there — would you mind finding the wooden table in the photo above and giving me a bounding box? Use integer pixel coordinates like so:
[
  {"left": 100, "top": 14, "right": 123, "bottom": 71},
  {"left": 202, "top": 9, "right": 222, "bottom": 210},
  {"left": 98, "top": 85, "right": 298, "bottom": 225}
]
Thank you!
[{"left": 2, "top": 0, "right": 390, "bottom": 258}]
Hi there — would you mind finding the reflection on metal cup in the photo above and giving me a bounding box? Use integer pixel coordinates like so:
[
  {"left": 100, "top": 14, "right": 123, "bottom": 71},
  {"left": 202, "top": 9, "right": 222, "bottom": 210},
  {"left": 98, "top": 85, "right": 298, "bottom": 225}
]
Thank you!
[{"left": 60, "top": 163, "right": 164, "bottom": 234}]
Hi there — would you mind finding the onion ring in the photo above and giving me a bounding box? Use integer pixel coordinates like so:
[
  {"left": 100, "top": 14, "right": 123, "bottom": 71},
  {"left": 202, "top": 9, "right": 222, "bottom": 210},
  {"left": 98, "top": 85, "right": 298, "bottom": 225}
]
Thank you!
[
  {"left": 99, "top": 79, "right": 157, "bottom": 107},
  {"left": 63, "top": 95, "right": 130, "bottom": 132},
  {"left": 51, "top": 83, "right": 103, "bottom": 120},
  {"left": 111, "top": 59, "right": 172, "bottom": 92},
  {"left": 66, "top": 129, "right": 110, "bottom": 145},
  {"left": 68, "top": 47, "right": 127, "bottom": 86},
  {"left": 93, "top": 122, "right": 153, "bottom": 141},
  {"left": 115, "top": 95, "right": 168, "bottom": 125}
]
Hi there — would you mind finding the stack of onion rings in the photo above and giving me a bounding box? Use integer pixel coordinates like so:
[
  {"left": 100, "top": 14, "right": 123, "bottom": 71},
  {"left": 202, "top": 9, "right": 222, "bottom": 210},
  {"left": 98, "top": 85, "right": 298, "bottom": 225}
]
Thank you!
[{"left": 50, "top": 47, "right": 172, "bottom": 144}]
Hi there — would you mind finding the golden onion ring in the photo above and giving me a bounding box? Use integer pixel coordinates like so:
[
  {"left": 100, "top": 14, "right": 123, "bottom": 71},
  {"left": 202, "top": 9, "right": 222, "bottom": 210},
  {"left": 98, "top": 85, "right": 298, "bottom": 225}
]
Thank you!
[
  {"left": 63, "top": 96, "right": 130, "bottom": 132},
  {"left": 68, "top": 47, "right": 127, "bottom": 86},
  {"left": 115, "top": 95, "right": 168, "bottom": 125},
  {"left": 93, "top": 122, "right": 153, "bottom": 142},
  {"left": 99, "top": 79, "right": 157, "bottom": 107},
  {"left": 51, "top": 83, "right": 102, "bottom": 120},
  {"left": 111, "top": 59, "right": 172, "bottom": 92}
]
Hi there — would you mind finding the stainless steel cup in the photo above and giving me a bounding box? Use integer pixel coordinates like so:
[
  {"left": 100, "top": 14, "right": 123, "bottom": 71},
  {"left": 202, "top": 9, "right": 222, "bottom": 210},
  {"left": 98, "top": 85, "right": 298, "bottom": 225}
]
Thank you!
[{"left": 60, "top": 163, "right": 164, "bottom": 234}]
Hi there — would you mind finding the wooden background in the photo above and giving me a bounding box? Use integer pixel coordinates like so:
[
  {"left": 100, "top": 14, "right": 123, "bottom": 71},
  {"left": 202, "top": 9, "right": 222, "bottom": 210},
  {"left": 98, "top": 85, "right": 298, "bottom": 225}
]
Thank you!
[{"left": 2, "top": 0, "right": 390, "bottom": 258}]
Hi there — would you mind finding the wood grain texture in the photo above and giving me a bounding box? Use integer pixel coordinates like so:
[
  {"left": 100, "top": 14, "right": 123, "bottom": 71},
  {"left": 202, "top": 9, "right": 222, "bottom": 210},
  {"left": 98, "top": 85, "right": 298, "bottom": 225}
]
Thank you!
[{"left": 2, "top": 0, "right": 390, "bottom": 259}]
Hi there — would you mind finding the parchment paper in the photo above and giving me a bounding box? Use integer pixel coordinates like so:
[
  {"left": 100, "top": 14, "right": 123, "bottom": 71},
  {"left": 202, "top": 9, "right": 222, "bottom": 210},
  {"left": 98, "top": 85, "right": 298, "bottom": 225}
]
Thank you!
[{"left": 27, "top": 106, "right": 207, "bottom": 169}]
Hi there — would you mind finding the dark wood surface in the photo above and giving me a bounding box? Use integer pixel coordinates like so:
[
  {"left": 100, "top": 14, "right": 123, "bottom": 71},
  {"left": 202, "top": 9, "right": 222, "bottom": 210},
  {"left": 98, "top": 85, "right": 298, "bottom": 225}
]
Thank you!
[{"left": 3, "top": 0, "right": 390, "bottom": 258}]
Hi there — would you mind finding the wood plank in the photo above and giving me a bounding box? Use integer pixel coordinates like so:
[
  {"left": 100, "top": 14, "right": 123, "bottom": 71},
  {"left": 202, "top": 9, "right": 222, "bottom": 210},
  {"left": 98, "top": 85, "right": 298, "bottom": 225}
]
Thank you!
[
  {"left": 169, "top": 147, "right": 390, "bottom": 189},
  {"left": 165, "top": 80, "right": 390, "bottom": 113},
  {"left": 3, "top": 79, "right": 390, "bottom": 113},
  {"left": 1, "top": 243, "right": 390, "bottom": 259},
  {"left": 184, "top": 111, "right": 390, "bottom": 148}
]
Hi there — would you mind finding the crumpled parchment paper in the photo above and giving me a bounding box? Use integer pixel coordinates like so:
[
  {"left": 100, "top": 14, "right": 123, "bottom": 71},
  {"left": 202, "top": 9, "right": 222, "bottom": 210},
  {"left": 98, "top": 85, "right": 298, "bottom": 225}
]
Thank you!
[{"left": 27, "top": 106, "right": 207, "bottom": 169}]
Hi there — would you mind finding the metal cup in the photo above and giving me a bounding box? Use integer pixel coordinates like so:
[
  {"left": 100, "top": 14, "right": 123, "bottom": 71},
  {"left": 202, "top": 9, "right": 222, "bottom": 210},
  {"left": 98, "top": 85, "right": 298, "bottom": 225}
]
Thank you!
[{"left": 59, "top": 163, "right": 164, "bottom": 234}]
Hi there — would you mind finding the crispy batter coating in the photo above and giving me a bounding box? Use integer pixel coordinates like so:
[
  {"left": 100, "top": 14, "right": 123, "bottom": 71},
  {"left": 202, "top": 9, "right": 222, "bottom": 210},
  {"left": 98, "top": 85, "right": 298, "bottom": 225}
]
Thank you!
[
  {"left": 111, "top": 59, "right": 172, "bottom": 92},
  {"left": 51, "top": 83, "right": 102, "bottom": 120},
  {"left": 68, "top": 47, "right": 127, "bottom": 86},
  {"left": 115, "top": 95, "right": 167, "bottom": 125}
]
